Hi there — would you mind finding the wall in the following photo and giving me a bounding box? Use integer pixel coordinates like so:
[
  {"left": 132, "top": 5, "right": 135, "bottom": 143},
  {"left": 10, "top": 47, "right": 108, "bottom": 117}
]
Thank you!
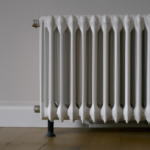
[{"left": 0, "top": 0, "right": 150, "bottom": 127}]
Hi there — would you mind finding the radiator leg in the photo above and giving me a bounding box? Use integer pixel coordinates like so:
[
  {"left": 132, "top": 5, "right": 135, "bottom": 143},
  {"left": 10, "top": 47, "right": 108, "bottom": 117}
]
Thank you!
[{"left": 45, "top": 120, "right": 56, "bottom": 137}]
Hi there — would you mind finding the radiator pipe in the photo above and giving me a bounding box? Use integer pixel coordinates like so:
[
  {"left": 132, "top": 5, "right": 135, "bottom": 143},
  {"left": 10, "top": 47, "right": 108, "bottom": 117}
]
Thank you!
[
  {"left": 33, "top": 105, "right": 40, "bottom": 113},
  {"left": 45, "top": 120, "right": 56, "bottom": 137},
  {"left": 33, "top": 106, "right": 55, "bottom": 137}
]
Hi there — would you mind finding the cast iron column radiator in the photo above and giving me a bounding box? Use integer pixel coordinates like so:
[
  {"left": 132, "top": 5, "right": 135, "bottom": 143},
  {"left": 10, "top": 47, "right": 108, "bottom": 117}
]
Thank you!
[{"left": 34, "top": 15, "right": 150, "bottom": 137}]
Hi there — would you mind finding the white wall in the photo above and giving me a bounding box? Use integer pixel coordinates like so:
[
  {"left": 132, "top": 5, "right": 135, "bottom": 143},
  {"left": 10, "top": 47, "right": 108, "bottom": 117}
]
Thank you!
[{"left": 0, "top": 0, "right": 150, "bottom": 127}]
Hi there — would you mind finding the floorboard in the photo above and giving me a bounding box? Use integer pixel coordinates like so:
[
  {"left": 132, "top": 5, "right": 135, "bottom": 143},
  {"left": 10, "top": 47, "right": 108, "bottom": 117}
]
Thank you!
[{"left": 0, "top": 128, "right": 150, "bottom": 150}]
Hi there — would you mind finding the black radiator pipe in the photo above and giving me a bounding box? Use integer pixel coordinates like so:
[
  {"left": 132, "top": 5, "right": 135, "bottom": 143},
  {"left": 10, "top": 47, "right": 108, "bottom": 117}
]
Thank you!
[{"left": 45, "top": 120, "right": 56, "bottom": 137}]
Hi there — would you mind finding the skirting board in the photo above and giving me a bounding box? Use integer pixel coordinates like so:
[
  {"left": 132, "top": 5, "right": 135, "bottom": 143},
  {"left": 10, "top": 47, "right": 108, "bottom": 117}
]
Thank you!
[
  {"left": 0, "top": 106, "right": 87, "bottom": 127},
  {"left": 0, "top": 106, "right": 150, "bottom": 128}
]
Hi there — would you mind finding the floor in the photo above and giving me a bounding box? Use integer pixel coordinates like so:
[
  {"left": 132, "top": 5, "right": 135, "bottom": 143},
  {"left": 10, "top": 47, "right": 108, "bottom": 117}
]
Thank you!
[{"left": 0, "top": 127, "right": 150, "bottom": 150}]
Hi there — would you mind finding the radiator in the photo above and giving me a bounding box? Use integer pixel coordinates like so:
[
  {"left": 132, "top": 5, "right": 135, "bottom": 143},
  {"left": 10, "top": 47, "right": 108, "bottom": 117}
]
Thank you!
[{"left": 39, "top": 15, "right": 150, "bottom": 124}]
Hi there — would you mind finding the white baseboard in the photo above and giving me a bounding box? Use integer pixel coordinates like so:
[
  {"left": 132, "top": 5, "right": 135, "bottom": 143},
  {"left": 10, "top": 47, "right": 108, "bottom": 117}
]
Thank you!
[
  {"left": 0, "top": 101, "right": 39, "bottom": 106},
  {"left": 0, "top": 106, "right": 87, "bottom": 127},
  {"left": 0, "top": 106, "right": 150, "bottom": 128}
]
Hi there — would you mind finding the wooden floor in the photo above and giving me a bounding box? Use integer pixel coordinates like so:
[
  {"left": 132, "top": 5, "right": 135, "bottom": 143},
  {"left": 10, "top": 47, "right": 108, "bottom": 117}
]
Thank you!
[{"left": 0, "top": 127, "right": 150, "bottom": 150}]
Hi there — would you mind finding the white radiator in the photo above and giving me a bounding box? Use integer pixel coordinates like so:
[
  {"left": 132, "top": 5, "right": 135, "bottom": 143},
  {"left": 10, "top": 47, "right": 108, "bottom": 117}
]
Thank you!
[{"left": 39, "top": 15, "right": 150, "bottom": 124}]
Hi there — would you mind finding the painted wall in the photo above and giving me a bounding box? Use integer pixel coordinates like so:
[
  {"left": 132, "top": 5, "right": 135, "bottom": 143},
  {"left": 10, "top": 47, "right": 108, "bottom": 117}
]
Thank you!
[{"left": 0, "top": 0, "right": 150, "bottom": 127}]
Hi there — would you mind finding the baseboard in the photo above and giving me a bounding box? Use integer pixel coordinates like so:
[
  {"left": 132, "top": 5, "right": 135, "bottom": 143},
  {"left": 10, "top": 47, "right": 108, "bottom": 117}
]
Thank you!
[
  {"left": 0, "top": 101, "right": 39, "bottom": 106},
  {"left": 0, "top": 106, "right": 150, "bottom": 128},
  {"left": 0, "top": 106, "right": 87, "bottom": 127}
]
